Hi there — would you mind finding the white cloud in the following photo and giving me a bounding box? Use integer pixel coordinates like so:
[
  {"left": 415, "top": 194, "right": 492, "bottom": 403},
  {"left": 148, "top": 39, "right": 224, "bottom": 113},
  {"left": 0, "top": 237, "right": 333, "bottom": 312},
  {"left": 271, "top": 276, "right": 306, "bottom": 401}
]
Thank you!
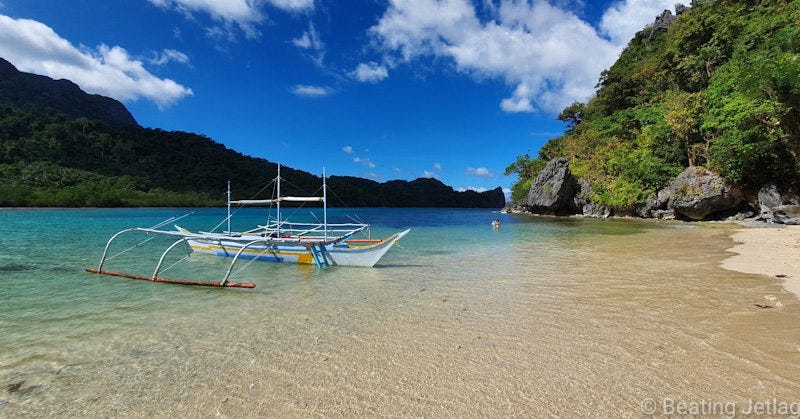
[
  {"left": 268, "top": 0, "right": 315, "bottom": 12},
  {"left": 342, "top": 145, "right": 354, "bottom": 154},
  {"left": 351, "top": 61, "right": 389, "bottom": 83},
  {"left": 149, "top": 0, "right": 263, "bottom": 39},
  {"left": 353, "top": 157, "right": 376, "bottom": 169},
  {"left": 502, "top": 187, "right": 512, "bottom": 200},
  {"left": 149, "top": 0, "right": 314, "bottom": 40},
  {"left": 600, "top": 0, "right": 675, "bottom": 45},
  {"left": 0, "top": 15, "right": 193, "bottom": 109},
  {"left": 393, "top": 167, "right": 402, "bottom": 173},
  {"left": 457, "top": 186, "right": 488, "bottom": 192},
  {"left": 433, "top": 162, "right": 442, "bottom": 170},
  {"left": 292, "top": 22, "right": 325, "bottom": 67},
  {"left": 370, "top": 0, "right": 676, "bottom": 113},
  {"left": 291, "top": 84, "right": 332, "bottom": 97},
  {"left": 467, "top": 166, "right": 494, "bottom": 178},
  {"left": 422, "top": 170, "right": 440, "bottom": 179},
  {"left": 149, "top": 48, "right": 190, "bottom": 66},
  {"left": 364, "top": 171, "right": 380, "bottom": 180},
  {"left": 292, "top": 22, "right": 322, "bottom": 49}
]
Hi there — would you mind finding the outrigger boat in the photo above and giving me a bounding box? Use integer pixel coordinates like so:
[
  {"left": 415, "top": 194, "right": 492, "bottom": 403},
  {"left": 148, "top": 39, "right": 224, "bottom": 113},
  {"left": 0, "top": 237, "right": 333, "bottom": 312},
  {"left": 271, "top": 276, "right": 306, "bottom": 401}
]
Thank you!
[{"left": 87, "top": 165, "right": 410, "bottom": 289}]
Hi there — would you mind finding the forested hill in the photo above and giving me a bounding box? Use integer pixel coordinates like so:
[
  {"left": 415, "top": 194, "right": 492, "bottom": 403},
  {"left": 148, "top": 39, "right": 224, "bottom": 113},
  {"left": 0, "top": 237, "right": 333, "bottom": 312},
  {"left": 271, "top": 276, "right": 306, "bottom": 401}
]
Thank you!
[
  {"left": 0, "top": 63, "right": 504, "bottom": 208},
  {"left": 506, "top": 0, "right": 800, "bottom": 210},
  {"left": 0, "top": 58, "right": 137, "bottom": 127}
]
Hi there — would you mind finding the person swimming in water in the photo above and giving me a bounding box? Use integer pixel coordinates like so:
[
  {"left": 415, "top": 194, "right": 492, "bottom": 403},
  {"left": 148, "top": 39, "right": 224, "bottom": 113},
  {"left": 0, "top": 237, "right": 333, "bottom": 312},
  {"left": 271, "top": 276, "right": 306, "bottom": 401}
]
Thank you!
[{"left": 491, "top": 219, "right": 501, "bottom": 229}]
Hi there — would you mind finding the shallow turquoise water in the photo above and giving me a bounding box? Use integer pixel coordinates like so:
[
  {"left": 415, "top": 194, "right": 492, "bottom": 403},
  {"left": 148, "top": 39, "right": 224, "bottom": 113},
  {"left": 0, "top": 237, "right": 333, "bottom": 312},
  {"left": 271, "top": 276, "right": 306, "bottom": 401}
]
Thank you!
[
  {"left": 2, "top": 208, "right": 798, "bottom": 416},
  {"left": 0, "top": 207, "right": 643, "bottom": 353}
]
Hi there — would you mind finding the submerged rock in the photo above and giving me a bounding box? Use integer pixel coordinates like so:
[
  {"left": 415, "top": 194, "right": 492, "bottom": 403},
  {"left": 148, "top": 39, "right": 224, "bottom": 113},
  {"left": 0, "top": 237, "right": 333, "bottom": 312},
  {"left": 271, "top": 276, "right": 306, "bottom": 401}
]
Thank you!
[
  {"left": 525, "top": 158, "right": 579, "bottom": 215},
  {"left": 668, "top": 167, "right": 743, "bottom": 220}
]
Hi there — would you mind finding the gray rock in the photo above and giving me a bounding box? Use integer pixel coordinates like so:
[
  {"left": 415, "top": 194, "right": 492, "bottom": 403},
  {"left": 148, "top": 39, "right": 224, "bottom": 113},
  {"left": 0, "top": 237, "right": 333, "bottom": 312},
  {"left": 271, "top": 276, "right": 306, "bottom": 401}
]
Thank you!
[
  {"left": 772, "top": 205, "right": 800, "bottom": 225},
  {"left": 675, "top": 3, "right": 688, "bottom": 15},
  {"left": 649, "top": 10, "right": 676, "bottom": 39},
  {"left": 526, "top": 158, "right": 579, "bottom": 215},
  {"left": 757, "top": 184, "right": 800, "bottom": 224},
  {"left": 668, "top": 167, "right": 743, "bottom": 220},
  {"left": 758, "top": 184, "right": 783, "bottom": 210},
  {"left": 638, "top": 187, "right": 672, "bottom": 218},
  {"left": 583, "top": 203, "right": 612, "bottom": 218},
  {"left": 572, "top": 180, "right": 612, "bottom": 217},
  {"left": 653, "top": 209, "right": 676, "bottom": 220},
  {"left": 501, "top": 201, "right": 525, "bottom": 214}
]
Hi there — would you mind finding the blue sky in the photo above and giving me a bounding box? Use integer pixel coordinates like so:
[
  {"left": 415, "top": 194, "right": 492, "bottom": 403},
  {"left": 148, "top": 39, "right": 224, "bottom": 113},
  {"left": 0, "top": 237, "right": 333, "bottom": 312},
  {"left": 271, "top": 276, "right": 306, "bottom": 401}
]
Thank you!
[{"left": 0, "top": 0, "right": 677, "bottom": 197}]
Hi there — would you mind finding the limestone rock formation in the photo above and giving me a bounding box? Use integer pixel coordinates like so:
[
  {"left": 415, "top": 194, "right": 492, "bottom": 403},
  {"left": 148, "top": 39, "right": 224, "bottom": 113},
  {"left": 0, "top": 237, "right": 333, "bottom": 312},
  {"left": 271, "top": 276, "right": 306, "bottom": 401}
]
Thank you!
[
  {"left": 525, "top": 158, "right": 579, "bottom": 215},
  {"left": 668, "top": 167, "right": 743, "bottom": 220}
]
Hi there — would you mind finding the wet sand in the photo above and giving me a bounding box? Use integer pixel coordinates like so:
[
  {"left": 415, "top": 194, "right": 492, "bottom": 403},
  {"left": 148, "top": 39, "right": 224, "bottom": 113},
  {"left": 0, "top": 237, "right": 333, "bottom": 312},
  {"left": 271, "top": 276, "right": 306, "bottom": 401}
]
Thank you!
[{"left": 721, "top": 225, "right": 800, "bottom": 299}]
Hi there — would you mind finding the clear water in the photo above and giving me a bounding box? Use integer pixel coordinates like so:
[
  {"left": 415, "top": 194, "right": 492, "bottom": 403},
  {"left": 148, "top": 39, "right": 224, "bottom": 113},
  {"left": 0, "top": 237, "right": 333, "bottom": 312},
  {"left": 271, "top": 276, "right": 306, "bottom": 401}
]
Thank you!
[{"left": 1, "top": 208, "right": 799, "bottom": 416}]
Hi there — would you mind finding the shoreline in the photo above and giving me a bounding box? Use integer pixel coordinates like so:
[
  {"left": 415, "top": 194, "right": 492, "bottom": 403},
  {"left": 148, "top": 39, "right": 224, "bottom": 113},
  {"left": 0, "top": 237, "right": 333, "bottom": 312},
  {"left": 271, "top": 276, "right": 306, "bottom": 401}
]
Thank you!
[{"left": 721, "top": 224, "right": 800, "bottom": 299}]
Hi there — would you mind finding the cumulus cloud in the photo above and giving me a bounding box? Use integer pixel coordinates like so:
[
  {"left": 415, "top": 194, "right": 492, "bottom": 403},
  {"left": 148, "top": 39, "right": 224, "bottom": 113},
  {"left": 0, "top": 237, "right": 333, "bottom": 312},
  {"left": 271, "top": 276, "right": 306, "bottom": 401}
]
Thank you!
[
  {"left": 422, "top": 170, "right": 440, "bottom": 179},
  {"left": 370, "top": 0, "right": 675, "bottom": 113},
  {"left": 467, "top": 166, "right": 494, "bottom": 178},
  {"left": 353, "top": 157, "right": 376, "bottom": 169},
  {"left": 291, "top": 84, "right": 333, "bottom": 97},
  {"left": 433, "top": 162, "right": 442, "bottom": 170},
  {"left": 342, "top": 145, "right": 354, "bottom": 154},
  {"left": 0, "top": 15, "right": 193, "bottom": 108},
  {"left": 149, "top": 48, "right": 190, "bottom": 66},
  {"left": 150, "top": 0, "right": 314, "bottom": 40},
  {"left": 351, "top": 61, "right": 389, "bottom": 83}
]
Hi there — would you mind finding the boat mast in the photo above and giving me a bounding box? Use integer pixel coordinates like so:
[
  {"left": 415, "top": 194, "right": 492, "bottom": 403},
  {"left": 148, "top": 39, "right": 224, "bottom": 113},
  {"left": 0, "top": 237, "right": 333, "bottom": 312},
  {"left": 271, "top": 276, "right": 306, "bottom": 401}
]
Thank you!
[
  {"left": 323, "top": 167, "right": 328, "bottom": 242},
  {"left": 276, "top": 163, "right": 281, "bottom": 237},
  {"left": 226, "top": 180, "right": 231, "bottom": 236}
]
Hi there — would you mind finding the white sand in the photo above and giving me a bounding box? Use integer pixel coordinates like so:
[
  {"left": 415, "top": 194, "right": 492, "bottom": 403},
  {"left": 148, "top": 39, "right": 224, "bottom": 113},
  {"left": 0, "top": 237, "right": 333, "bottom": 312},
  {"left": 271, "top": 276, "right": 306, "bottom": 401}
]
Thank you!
[{"left": 721, "top": 225, "right": 800, "bottom": 299}]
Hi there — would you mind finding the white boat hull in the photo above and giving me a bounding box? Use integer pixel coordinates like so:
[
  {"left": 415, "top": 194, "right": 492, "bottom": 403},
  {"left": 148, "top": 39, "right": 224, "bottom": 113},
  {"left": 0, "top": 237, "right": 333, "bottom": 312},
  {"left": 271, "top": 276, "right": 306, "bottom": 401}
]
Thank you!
[{"left": 185, "top": 229, "right": 410, "bottom": 267}]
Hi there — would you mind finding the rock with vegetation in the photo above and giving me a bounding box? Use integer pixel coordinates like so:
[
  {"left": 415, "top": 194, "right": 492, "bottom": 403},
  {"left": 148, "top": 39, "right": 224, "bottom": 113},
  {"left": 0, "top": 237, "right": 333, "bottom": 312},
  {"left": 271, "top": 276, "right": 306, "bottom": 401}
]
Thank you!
[
  {"left": 525, "top": 158, "right": 579, "bottom": 215},
  {"left": 506, "top": 1, "right": 800, "bottom": 220},
  {"left": 668, "top": 167, "right": 743, "bottom": 220},
  {"left": 574, "top": 179, "right": 611, "bottom": 218}
]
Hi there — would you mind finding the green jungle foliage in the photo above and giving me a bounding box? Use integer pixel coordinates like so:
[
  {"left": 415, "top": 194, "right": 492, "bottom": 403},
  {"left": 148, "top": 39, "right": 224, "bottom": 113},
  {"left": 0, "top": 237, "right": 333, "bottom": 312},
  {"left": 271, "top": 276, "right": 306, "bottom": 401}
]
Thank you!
[
  {"left": 0, "top": 107, "right": 504, "bottom": 207},
  {"left": 507, "top": 0, "right": 800, "bottom": 209}
]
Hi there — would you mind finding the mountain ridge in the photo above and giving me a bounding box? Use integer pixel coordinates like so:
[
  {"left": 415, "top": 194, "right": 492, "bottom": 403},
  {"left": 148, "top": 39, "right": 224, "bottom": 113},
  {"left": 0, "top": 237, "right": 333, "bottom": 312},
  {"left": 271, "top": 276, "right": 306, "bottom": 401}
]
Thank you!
[{"left": 0, "top": 60, "right": 504, "bottom": 208}]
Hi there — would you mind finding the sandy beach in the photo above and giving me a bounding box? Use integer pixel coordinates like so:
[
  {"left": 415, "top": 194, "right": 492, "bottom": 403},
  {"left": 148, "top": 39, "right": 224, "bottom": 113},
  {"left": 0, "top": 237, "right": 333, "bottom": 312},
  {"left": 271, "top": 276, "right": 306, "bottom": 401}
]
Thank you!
[{"left": 721, "top": 225, "right": 800, "bottom": 299}]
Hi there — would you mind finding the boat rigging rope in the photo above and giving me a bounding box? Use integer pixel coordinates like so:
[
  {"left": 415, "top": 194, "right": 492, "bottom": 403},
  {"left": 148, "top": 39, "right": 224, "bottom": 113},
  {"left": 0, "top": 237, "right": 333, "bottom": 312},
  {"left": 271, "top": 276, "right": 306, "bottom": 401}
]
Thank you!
[
  {"left": 105, "top": 235, "right": 157, "bottom": 262},
  {"left": 158, "top": 251, "right": 193, "bottom": 275},
  {"left": 232, "top": 247, "right": 272, "bottom": 277}
]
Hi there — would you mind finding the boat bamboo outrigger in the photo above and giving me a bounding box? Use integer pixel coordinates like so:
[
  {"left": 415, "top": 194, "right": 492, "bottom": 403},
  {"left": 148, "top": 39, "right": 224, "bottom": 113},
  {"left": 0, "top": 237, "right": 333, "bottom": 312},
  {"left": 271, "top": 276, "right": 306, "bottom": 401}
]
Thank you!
[{"left": 87, "top": 165, "right": 410, "bottom": 289}]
